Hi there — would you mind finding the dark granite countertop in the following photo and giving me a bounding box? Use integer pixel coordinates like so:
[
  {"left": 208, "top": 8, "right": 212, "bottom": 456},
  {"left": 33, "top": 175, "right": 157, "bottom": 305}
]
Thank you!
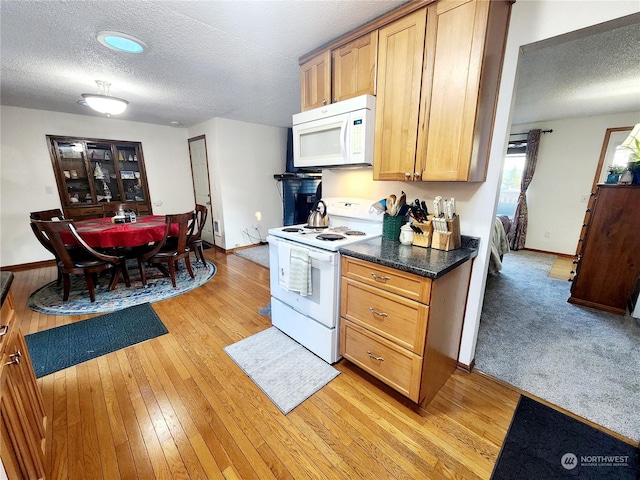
[
  {"left": 339, "top": 236, "right": 480, "bottom": 279},
  {"left": 1, "top": 271, "right": 14, "bottom": 307}
]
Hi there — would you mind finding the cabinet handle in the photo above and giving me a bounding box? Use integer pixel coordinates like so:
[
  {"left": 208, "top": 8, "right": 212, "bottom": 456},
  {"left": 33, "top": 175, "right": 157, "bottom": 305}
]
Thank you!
[
  {"left": 367, "top": 351, "right": 384, "bottom": 362},
  {"left": 0, "top": 324, "right": 9, "bottom": 337},
  {"left": 404, "top": 172, "right": 411, "bottom": 179},
  {"left": 370, "top": 273, "right": 390, "bottom": 282},
  {"left": 414, "top": 172, "right": 420, "bottom": 178},
  {"left": 369, "top": 307, "right": 388, "bottom": 318},
  {"left": 6, "top": 350, "right": 21, "bottom": 366},
  {"left": 322, "top": 98, "right": 327, "bottom": 105},
  {"left": 332, "top": 98, "right": 337, "bottom": 103}
]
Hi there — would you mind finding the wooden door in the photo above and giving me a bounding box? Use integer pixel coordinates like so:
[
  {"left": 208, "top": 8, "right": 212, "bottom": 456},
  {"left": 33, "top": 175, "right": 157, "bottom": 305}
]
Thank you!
[
  {"left": 332, "top": 31, "right": 378, "bottom": 102},
  {"left": 373, "top": 8, "right": 427, "bottom": 181},
  {"left": 300, "top": 51, "right": 331, "bottom": 111},
  {"left": 188, "top": 135, "right": 215, "bottom": 246}
]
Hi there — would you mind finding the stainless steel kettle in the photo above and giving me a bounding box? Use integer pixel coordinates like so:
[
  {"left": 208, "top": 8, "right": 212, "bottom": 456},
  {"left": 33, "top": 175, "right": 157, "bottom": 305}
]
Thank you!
[{"left": 307, "top": 200, "right": 329, "bottom": 227}]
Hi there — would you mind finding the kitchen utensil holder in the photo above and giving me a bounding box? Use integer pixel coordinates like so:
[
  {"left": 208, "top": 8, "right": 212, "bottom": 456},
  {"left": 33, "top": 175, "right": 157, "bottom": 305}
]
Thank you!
[
  {"left": 431, "top": 215, "right": 461, "bottom": 251},
  {"left": 382, "top": 214, "right": 407, "bottom": 240},
  {"left": 411, "top": 220, "right": 432, "bottom": 248}
]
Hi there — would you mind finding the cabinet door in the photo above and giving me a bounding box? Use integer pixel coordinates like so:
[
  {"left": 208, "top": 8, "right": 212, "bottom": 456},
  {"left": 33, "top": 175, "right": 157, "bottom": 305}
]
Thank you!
[
  {"left": 300, "top": 51, "right": 331, "bottom": 111},
  {"left": 1, "top": 331, "right": 46, "bottom": 480},
  {"left": 116, "top": 144, "right": 148, "bottom": 203},
  {"left": 373, "top": 8, "right": 427, "bottom": 181},
  {"left": 52, "top": 139, "right": 93, "bottom": 206},
  {"left": 87, "top": 142, "right": 121, "bottom": 202},
  {"left": 418, "top": 0, "right": 510, "bottom": 181},
  {"left": 331, "top": 31, "right": 378, "bottom": 102}
]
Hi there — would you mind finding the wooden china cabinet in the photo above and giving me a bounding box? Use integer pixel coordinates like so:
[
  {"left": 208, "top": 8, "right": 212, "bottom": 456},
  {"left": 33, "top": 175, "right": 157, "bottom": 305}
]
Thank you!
[{"left": 47, "top": 135, "right": 152, "bottom": 220}]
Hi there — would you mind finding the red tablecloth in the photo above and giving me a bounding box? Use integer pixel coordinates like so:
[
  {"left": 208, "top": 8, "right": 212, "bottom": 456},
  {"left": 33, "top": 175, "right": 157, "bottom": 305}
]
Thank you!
[{"left": 64, "top": 215, "right": 179, "bottom": 248}]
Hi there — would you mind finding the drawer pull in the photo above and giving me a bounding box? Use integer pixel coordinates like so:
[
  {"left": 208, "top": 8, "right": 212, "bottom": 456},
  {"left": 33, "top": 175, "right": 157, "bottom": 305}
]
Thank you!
[
  {"left": 6, "top": 349, "right": 21, "bottom": 366},
  {"left": 370, "top": 273, "right": 390, "bottom": 282},
  {"left": 367, "top": 351, "right": 384, "bottom": 362},
  {"left": 0, "top": 324, "right": 9, "bottom": 337},
  {"left": 369, "top": 307, "right": 388, "bottom": 318}
]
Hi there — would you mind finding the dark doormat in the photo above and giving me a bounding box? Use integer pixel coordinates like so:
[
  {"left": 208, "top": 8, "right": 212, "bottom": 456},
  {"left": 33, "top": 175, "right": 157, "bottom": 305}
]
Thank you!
[
  {"left": 492, "top": 396, "right": 639, "bottom": 479},
  {"left": 25, "top": 303, "right": 168, "bottom": 378}
]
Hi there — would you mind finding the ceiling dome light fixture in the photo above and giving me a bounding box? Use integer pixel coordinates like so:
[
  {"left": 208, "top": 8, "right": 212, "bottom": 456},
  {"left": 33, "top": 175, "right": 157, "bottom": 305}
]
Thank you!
[
  {"left": 81, "top": 80, "right": 129, "bottom": 115},
  {"left": 96, "top": 31, "right": 147, "bottom": 54}
]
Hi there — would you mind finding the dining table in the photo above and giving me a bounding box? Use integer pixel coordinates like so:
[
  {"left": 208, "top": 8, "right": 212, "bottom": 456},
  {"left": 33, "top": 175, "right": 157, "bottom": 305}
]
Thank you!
[{"left": 63, "top": 215, "right": 179, "bottom": 249}]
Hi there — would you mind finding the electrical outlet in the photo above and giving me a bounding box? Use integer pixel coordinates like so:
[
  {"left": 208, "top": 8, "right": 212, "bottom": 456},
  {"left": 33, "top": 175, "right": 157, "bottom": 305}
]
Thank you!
[{"left": 544, "top": 230, "right": 551, "bottom": 238}]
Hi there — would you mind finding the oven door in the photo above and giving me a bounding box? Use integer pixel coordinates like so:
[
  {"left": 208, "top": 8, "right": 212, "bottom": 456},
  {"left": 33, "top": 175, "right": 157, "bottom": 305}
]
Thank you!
[{"left": 268, "top": 236, "right": 340, "bottom": 328}]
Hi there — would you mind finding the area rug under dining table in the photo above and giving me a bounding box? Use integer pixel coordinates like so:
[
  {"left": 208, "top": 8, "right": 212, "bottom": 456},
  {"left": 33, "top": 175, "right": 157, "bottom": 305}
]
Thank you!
[{"left": 28, "top": 260, "right": 216, "bottom": 315}]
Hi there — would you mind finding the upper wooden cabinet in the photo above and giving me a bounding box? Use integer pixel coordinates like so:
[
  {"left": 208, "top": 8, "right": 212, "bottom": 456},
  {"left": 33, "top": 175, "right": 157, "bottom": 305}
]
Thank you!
[
  {"left": 47, "top": 135, "right": 152, "bottom": 220},
  {"left": 373, "top": 8, "right": 427, "bottom": 181},
  {"left": 300, "top": 31, "right": 378, "bottom": 112},
  {"left": 300, "top": 51, "right": 331, "bottom": 111},
  {"left": 331, "top": 31, "right": 378, "bottom": 103},
  {"left": 417, "top": 0, "right": 512, "bottom": 181}
]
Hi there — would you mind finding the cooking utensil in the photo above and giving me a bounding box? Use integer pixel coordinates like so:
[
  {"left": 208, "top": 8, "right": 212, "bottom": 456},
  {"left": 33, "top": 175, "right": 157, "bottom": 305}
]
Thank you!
[
  {"left": 307, "top": 200, "right": 329, "bottom": 227},
  {"left": 386, "top": 194, "right": 396, "bottom": 215},
  {"left": 420, "top": 200, "right": 429, "bottom": 217}
]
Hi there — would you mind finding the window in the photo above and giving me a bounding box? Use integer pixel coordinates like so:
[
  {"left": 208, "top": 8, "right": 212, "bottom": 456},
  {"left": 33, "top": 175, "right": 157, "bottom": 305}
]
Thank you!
[{"left": 497, "top": 153, "right": 525, "bottom": 218}]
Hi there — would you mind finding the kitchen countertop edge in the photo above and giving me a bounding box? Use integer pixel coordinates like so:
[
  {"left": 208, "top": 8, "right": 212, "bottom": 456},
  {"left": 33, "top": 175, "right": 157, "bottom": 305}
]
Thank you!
[{"left": 339, "top": 236, "right": 479, "bottom": 279}]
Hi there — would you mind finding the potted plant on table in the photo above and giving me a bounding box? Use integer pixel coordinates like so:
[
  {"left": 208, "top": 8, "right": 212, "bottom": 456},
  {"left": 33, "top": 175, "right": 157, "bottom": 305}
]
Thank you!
[{"left": 606, "top": 165, "right": 625, "bottom": 184}]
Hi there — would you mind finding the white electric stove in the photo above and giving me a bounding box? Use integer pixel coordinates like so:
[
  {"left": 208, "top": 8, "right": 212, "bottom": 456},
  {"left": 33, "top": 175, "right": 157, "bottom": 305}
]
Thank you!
[{"left": 267, "top": 198, "right": 382, "bottom": 363}]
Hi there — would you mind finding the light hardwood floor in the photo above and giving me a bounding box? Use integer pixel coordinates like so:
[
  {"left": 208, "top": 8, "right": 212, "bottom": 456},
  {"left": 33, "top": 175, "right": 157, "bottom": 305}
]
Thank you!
[{"left": 12, "top": 249, "right": 524, "bottom": 480}]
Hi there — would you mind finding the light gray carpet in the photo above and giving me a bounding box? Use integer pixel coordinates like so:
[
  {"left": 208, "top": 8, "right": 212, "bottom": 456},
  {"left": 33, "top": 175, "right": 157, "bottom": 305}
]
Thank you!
[
  {"left": 234, "top": 244, "right": 269, "bottom": 269},
  {"left": 476, "top": 250, "right": 640, "bottom": 442},
  {"left": 224, "top": 327, "right": 339, "bottom": 414}
]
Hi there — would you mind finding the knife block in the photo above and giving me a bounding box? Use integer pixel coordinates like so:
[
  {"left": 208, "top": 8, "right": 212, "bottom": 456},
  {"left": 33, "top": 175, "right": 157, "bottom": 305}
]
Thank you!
[
  {"left": 411, "top": 220, "right": 432, "bottom": 248},
  {"left": 431, "top": 215, "right": 461, "bottom": 251}
]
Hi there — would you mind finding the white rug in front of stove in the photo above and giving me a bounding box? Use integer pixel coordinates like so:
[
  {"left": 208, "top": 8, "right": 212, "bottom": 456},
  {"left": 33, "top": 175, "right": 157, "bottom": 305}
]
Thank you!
[{"left": 224, "top": 327, "right": 340, "bottom": 414}]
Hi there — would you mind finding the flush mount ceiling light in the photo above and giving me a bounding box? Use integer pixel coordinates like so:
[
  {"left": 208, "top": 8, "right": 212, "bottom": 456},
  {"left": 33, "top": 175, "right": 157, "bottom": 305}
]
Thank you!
[
  {"left": 81, "top": 80, "right": 129, "bottom": 115},
  {"left": 96, "top": 31, "right": 147, "bottom": 54}
]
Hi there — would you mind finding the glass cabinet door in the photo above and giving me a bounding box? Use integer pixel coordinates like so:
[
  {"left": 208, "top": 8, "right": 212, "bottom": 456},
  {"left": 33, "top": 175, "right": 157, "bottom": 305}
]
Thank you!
[
  {"left": 56, "top": 141, "right": 92, "bottom": 204},
  {"left": 86, "top": 142, "right": 121, "bottom": 202},
  {"left": 117, "top": 145, "right": 146, "bottom": 202}
]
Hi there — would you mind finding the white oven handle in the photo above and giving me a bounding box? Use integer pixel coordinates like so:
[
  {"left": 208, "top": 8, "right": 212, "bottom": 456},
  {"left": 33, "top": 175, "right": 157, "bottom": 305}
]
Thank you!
[{"left": 268, "top": 236, "right": 337, "bottom": 264}]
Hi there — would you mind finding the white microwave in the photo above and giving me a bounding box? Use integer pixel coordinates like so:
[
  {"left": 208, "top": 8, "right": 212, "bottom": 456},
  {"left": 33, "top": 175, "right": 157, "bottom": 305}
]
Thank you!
[{"left": 292, "top": 94, "right": 376, "bottom": 169}]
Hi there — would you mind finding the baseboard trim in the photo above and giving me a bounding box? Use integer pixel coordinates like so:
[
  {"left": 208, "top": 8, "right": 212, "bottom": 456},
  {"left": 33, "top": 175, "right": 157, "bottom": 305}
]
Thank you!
[
  {"left": 457, "top": 358, "right": 475, "bottom": 373},
  {"left": 523, "top": 248, "right": 574, "bottom": 258},
  {"left": 1, "top": 259, "right": 57, "bottom": 272}
]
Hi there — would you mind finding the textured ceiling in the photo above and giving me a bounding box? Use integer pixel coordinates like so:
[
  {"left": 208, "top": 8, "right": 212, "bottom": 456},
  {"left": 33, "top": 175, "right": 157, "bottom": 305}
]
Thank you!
[
  {"left": 0, "top": 0, "right": 407, "bottom": 128},
  {"left": 512, "top": 12, "right": 640, "bottom": 126},
  {"left": 1, "top": 2, "right": 638, "bottom": 129}
]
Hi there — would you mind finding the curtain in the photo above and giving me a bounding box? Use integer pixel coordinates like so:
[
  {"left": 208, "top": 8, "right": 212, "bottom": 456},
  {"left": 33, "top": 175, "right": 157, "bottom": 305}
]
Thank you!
[{"left": 508, "top": 129, "right": 541, "bottom": 250}]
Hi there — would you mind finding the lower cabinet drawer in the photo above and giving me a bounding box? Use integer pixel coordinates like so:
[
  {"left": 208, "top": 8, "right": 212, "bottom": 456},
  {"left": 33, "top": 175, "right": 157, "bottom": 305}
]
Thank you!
[
  {"left": 340, "top": 319, "right": 422, "bottom": 402},
  {"left": 341, "top": 278, "right": 428, "bottom": 354}
]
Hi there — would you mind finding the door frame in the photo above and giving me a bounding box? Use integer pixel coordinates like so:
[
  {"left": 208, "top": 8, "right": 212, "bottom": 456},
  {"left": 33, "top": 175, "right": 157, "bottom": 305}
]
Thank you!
[{"left": 188, "top": 134, "right": 215, "bottom": 247}]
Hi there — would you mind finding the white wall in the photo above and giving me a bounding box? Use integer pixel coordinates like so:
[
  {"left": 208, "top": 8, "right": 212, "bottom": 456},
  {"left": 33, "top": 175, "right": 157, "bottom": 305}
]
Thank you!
[
  {"left": 513, "top": 111, "right": 640, "bottom": 254},
  {"left": 323, "top": 0, "right": 640, "bottom": 367},
  {"left": 188, "top": 118, "right": 286, "bottom": 250},
  {"left": 0, "top": 105, "right": 193, "bottom": 267}
]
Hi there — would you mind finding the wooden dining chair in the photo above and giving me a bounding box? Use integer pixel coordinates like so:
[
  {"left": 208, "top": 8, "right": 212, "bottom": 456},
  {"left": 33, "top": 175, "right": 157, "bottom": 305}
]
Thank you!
[
  {"left": 29, "top": 208, "right": 64, "bottom": 221},
  {"left": 30, "top": 219, "right": 130, "bottom": 302},
  {"left": 30, "top": 209, "right": 66, "bottom": 285},
  {"left": 138, "top": 212, "right": 195, "bottom": 288},
  {"left": 102, "top": 202, "right": 139, "bottom": 217},
  {"left": 187, "top": 204, "right": 208, "bottom": 263}
]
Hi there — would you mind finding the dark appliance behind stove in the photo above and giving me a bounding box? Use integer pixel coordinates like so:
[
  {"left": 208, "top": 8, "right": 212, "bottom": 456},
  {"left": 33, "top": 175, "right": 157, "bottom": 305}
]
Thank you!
[{"left": 273, "top": 128, "right": 322, "bottom": 226}]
